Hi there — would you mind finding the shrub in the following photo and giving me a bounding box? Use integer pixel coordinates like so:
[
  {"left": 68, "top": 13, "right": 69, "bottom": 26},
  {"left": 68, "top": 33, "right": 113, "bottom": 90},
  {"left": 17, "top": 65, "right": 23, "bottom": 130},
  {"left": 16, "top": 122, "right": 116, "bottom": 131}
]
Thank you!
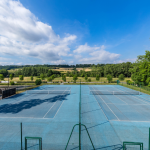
[
  {"left": 35, "top": 79, "right": 42, "bottom": 85},
  {"left": 73, "top": 75, "right": 78, "bottom": 81},
  {"left": 47, "top": 77, "right": 52, "bottom": 82},
  {"left": 51, "top": 75, "right": 55, "bottom": 80},
  {"left": 40, "top": 73, "right": 45, "bottom": 80},
  {"left": 96, "top": 75, "right": 100, "bottom": 81},
  {"left": 88, "top": 78, "right": 91, "bottom": 82},
  {"left": 10, "top": 81, "right": 15, "bottom": 85},
  {"left": 0, "top": 74, "right": 4, "bottom": 80},
  {"left": 19, "top": 75, "right": 24, "bottom": 81},
  {"left": 30, "top": 76, "right": 33, "bottom": 81},
  {"left": 85, "top": 75, "right": 88, "bottom": 80},
  {"left": 9, "top": 74, "right": 13, "bottom": 80},
  {"left": 119, "top": 74, "right": 125, "bottom": 81},
  {"left": 107, "top": 74, "right": 112, "bottom": 83},
  {"left": 62, "top": 75, "right": 66, "bottom": 82}
]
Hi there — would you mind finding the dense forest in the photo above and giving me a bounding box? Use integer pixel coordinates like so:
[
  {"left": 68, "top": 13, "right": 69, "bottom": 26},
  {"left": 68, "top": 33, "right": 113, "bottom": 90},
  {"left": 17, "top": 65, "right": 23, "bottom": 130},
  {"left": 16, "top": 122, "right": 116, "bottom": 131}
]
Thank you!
[
  {"left": 0, "top": 62, "right": 132, "bottom": 78},
  {"left": 0, "top": 64, "right": 94, "bottom": 70}
]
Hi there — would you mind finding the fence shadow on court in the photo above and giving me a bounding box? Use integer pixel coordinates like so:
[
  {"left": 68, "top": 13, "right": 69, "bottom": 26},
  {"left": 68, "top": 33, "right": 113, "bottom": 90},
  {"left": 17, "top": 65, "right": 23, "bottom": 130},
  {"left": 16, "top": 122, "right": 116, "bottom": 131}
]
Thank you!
[{"left": 0, "top": 94, "right": 69, "bottom": 114}]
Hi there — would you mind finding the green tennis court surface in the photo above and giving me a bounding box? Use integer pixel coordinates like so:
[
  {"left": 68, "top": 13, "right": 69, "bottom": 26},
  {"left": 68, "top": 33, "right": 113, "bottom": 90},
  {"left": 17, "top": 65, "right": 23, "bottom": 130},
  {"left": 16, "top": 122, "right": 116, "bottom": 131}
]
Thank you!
[{"left": 0, "top": 85, "right": 150, "bottom": 149}]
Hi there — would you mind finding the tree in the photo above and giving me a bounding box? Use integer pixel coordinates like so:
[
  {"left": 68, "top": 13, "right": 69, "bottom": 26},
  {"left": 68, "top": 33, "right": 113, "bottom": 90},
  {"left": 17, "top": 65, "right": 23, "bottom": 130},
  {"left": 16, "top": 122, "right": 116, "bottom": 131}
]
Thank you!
[
  {"left": 47, "top": 70, "right": 53, "bottom": 77},
  {"left": 51, "top": 75, "right": 55, "bottom": 80},
  {"left": 10, "top": 81, "right": 15, "bottom": 85},
  {"left": 73, "top": 75, "right": 78, "bottom": 82},
  {"left": 0, "top": 74, "right": 4, "bottom": 80},
  {"left": 35, "top": 79, "right": 42, "bottom": 85},
  {"left": 19, "top": 75, "right": 24, "bottom": 81},
  {"left": 0, "top": 69, "right": 8, "bottom": 77},
  {"left": 47, "top": 77, "right": 52, "bottom": 82},
  {"left": 119, "top": 74, "right": 125, "bottom": 81},
  {"left": 30, "top": 76, "right": 33, "bottom": 81},
  {"left": 40, "top": 73, "right": 44, "bottom": 80},
  {"left": 88, "top": 78, "right": 91, "bottom": 82},
  {"left": 96, "top": 75, "right": 100, "bottom": 81},
  {"left": 85, "top": 75, "right": 88, "bottom": 80},
  {"left": 107, "top": 74, "right": 112, "bottom": 83},
  {"left": 9, "top": 74, "right": 13, "bottom": 80},
  {"left": 62, "top": 75, "right": 66, "bottom": 82}
]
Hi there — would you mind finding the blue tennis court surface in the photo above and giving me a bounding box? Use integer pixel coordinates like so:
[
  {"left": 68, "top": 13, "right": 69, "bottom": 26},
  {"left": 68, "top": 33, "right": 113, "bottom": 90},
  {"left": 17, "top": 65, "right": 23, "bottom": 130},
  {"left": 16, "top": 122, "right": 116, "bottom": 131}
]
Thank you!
[{"left": 0, "top": 85, "right": 150, "bottom": 149}]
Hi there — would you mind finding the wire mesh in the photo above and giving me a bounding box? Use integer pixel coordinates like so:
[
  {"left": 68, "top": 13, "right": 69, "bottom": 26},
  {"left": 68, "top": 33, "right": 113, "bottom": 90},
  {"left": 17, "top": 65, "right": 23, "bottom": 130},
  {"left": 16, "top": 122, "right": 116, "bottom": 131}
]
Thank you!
[
  {"left": 90, "top": 90, "right": 140, "bottom": 95},
  {"left": 26, "top": 90, "right": 71, "bottom": 94}
]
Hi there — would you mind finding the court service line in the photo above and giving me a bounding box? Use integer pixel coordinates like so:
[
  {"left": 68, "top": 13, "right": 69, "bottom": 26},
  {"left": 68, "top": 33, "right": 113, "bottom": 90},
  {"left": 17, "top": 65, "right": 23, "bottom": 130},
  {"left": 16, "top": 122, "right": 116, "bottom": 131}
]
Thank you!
[
  {"left": 42, "top": 88, "right": 57, "bottom": 118},
  {"left": 52, "top": 87, "right": 70, "bottom": 119},
  {"left": 92, "top": 87, "right": 120, "bottom": 121},
  {"left": 43, "top": 102, "right": 56, "bottom": 118},
  {"left": 43, "top": 87, "right": 69, "bottom": 118},
  {"left": 113, "top": 95, "right": 128, "bottom": 104}
]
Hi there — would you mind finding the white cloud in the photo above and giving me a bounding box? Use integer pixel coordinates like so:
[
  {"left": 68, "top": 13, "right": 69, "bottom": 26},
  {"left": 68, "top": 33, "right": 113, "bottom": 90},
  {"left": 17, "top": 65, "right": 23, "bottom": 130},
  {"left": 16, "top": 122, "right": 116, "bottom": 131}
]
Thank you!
[
  {"left": 114, "top": 58, "right": 137, "bottom": 63},
  {"left": 73, "top": 43, "right": 121, "bottom": 64},
  {"left": 0, "top": 0, "right": 76, "bottom": 64},
  {"left": 73, "top": 43, "right": 104, "bottom": 53}
]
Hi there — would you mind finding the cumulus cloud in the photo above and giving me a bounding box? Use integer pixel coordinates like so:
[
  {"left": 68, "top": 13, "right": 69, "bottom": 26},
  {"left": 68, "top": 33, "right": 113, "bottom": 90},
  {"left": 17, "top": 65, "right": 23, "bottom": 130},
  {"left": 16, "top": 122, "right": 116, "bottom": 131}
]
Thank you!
[
  {"left": 0, "top": 0, "right": 76, "bottom": 64},
  {"left": 73, "top": 43, "right": 104, "bottom": 53},
  {"left": 73, "top": 43, "right": 120, "bottom": 64}
]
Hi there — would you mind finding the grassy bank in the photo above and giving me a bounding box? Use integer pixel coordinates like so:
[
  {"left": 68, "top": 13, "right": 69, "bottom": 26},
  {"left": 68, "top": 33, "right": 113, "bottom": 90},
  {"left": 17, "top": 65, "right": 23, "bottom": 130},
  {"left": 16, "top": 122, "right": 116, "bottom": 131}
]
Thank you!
[{"left": 120, "top": 83, "right": 150, "bottom": 95}]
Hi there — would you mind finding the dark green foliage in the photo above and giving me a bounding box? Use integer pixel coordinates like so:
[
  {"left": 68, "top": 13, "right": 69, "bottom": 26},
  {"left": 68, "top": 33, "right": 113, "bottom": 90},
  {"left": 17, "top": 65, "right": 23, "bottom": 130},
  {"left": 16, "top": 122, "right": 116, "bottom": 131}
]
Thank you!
[
  {"left": 88, "top": 78, "right": 91, "bottom": 82},
  {"left": 19, "top": 75, "right": 24, "bottom": 81},
  {"left": 119, "top": 74, "right": 125, "bottom": 81},
  {"left": 30, "top": 76, "right": 33, "bottom": 81},
  {"left": 130, "top": 51, "right": 150, "bottom": 85},
  {"left": 9, "top": 74, "right": 13, "bottom": 80},
  {"left": 40, "top": 73, "right": 45, "bottom": 80},
  {"left": 13, "top": 67, "right": 60, "bottom": 77},
  {"left": 107, "top": 74, "right": 112, "bottom": 83},
  {"left": 73, "top": 75, "right": 78, "bottom": 81},
  {"left": 62, "top": 75, "right": 66, "bottom": 82},
  {"left": 10, "top": 81, "right": 15, "bottom": 85},
  {"left": 35, "top": 79, "right": 42, "bottom": 85},
  {"left": 51, "top": 75, "right": 55, "bottom": 80},
  {"left": 85, "top": 75, "right": 88, "bottom": 80},
  {"left": 0, "top": 69, "right": 8, "bottom": 77},
  {"left": 96, "top": 75, "right": 100, "bottom": 81},
  {"left": 47, "top": 77, "right": 52, "bottom": 82},
  {"left": 0, "top": 74, "right": 4, "bottom": 80}
]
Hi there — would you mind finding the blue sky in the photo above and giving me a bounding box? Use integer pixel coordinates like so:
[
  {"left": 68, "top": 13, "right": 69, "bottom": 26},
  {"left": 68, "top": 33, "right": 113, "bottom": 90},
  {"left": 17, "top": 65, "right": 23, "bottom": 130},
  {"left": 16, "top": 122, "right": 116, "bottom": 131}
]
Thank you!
[{"left": 0, "top": 0, "right": 150, "bottom": 65}]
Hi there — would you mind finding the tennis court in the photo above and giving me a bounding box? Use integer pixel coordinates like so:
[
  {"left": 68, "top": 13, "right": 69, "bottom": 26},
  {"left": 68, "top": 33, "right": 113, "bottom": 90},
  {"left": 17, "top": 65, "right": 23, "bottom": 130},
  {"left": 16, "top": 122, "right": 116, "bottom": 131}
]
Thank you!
[{"left": 0, "top": 85, "right": 150, "bottom": 149}]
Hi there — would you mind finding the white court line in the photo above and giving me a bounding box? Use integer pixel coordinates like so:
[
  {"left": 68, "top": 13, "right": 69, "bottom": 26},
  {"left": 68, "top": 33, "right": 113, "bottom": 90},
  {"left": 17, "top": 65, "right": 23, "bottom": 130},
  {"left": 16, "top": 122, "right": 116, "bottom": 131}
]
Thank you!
[
  {"left": 43, "top": 102, "right": 56, "bottom": 118},
  {"left": 42, "top": 87, "right": 69, "bottom": 119},
  {"left": 53, "top": 100, "right": 65, "bottom": 119},
  {"left": 113, "top": 95, "right": 128, "bottom": 104},
  {"left": 113, "top": 86, "right": 150, "bottom": 105},
  {"left": 92, "top": 87, "right": 120, "bottom": 121}
]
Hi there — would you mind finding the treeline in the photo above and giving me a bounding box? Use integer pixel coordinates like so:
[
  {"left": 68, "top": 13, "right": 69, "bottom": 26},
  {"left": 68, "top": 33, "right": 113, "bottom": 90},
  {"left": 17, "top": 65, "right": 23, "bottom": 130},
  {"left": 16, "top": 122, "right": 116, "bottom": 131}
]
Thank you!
[
  {"left": 0, "top": 64, "right": 98, "bottom": 70},
  {"left": 63, "top": 62, "right": 132, "bottom": 78},
  {"left": 14, "top": 67, "right": 61, "bottom": 77},
  {"left": 0, "top": 62, "right": 133, "bottom": 78}
]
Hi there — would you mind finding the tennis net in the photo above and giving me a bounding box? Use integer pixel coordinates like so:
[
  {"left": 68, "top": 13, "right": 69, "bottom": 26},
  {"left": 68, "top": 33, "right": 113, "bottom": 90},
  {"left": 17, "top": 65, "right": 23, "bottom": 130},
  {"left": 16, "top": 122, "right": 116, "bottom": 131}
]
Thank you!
[
  {"left": 90, "top": 90, "right": 140, "bottom": 95},
  {"left": 26, "top": 90, "right": 71, "bottom": 94}
]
